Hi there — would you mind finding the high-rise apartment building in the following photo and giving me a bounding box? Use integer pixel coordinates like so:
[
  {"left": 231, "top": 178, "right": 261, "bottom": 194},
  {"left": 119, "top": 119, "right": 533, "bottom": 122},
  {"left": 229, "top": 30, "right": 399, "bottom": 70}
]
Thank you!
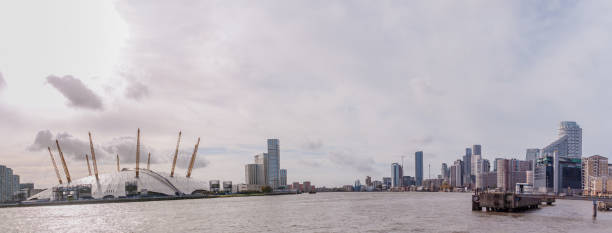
[
  {"left": 415, "top": 151, "right": 423, "bottom": 186},
  {"left": 472, "top": 145, "right": 482, "bottom": 156},
  {"left": 280, "top": 169, "right": 287, "bottom": 187},
  {"left": 463, "top": 149, "right": 472, "bottom": 186},
  {"left": 542, "top": 121, "right": 582, "bottom": 159},
  {"left": 245, "top": 164, "right": 261, "bottom": 185},
  {"left": 267, "top": 139, "right": 280, "bottom": 189},
  {"left": 526, "top": 149, "right": 541, "bottom": 162},
  {"left": 441, "top": 163, "right": 449, "bottom": 181},
  {"left": 0, "top": 164, "right": 20, "bottom": 202},
  {"left": 391, "top": 163, "right": 403, "bottom": 187},
  {"left": 582, "top": 155, "right": 609, "bottom": 195}
]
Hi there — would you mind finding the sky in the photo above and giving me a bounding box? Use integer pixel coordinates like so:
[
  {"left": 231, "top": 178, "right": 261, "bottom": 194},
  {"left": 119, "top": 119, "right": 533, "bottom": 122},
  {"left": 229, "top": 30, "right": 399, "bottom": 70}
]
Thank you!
[{"left": 1, "top": 0, "right": 612, "bottom": 188}]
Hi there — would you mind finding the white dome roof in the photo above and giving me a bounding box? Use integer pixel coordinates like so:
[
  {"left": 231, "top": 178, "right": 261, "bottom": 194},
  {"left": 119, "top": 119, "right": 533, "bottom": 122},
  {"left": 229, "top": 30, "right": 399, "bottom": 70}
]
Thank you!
[{"left": 29, "top": 169, "right": 208, "bottom": 200}]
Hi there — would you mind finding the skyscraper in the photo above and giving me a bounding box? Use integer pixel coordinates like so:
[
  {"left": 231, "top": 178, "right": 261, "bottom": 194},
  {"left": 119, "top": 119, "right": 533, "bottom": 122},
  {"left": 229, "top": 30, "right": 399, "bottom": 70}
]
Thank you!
[
  {"left": 559, "top": 121, "right": 582, "bottom": 158},
  {"left": 415, "top": 151, "right": 423, "bottom": 186},
  {"left": 542, "top": 121, "right": 582, "bottom": 159},
  {"left": 280, "top": 169, "right": 287, "bottom": 187},
  {"left": 472, "top": 145, "right": 482, "bottom": 156},
  {"left": 441, "top": 163, "right": 449, "bottom": 181},
  {"left": 463, "top": 148, "right": 472, "bottom": 186},
  {"left": 391, "top": 163, "right": 403, "bottom": 187},
  {"left": 267, "top": 139, "right": 280, "bottom": 189}
]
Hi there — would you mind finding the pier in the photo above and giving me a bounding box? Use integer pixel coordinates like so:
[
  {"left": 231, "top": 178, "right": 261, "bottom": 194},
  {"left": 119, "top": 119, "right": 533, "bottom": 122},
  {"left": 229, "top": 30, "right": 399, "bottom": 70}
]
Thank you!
[{"left": 472, "top": 191, "right": 555, "bottom": 212}]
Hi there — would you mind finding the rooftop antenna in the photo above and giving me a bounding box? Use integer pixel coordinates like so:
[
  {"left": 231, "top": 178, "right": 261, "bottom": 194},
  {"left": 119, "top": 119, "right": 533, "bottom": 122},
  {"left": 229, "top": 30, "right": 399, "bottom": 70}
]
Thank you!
[
  {"left": 170, "top": 131, "right": 181, "bottom": 177},
  {"left": 116, "top": 154, "right": 121, "bottom": 172},
  {"left": 85, "top": 154, "right": 92, "bottom": 176},
  {"left": 55, "top": 140, "right": 71, "bottom": 183},
  {"left": 186, "top": 137, "right": 200, "bottom": 178},
  {"left": 88, "top": 132, "right": 99, "bottom": 181},
  {"left": 136, "top": 128, "right": 140, "bottom": 178},
  {"left": 48, "top": 147, "right": 63, "bottom": 184}
]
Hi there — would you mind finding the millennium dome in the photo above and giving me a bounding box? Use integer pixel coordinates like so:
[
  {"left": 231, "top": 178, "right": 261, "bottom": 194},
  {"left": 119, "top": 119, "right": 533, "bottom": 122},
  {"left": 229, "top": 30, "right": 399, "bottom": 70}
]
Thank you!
[{"left": 29, "top": 169, "right": 209, "bottom": 201}]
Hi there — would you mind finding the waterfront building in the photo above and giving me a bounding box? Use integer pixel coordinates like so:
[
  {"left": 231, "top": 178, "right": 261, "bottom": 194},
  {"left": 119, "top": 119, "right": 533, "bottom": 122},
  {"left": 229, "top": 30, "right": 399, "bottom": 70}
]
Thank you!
[
  {"left": 415, "top": 151, "right": 423, "bottom": 186},
  {"left": 402, "top": 176, "right": 415, "bottom": 187},
  {"left": 210, "top": 180, "right": 221, "bottom": 192},
  {"left": 245, "top": 164, "right": 265, "bottom": 185},
  {"left": 0, "top": 164, "right": 21, "bottom": 202},
  {"left": 422, "top": 179, "right": 443, "bottom": 191},
  {"left": 476, "top": 172, "right": 497, "bottom": 190},
  {"left": 365, "top": 176, "right": 372, "bottom": 187},
  {"left": 382, "top": 177, "right": 392, "bottom": 189},
  {"left": 223, "top": 181, "right": 233, "bottom": 192},
  {"left": 582, "top": 155, "right": 609, "bottom": 195},
  {"left": 452, "top": 159, "right": 463, "bottom": 188},
  {"left": 266, "top": 139, "right": 281, "bottom": 189},
  {"left": 303, "top": 181, "right": 312, "bottom": 193},
  {"left": 472, "top": 154, "right": 482, "bottom": 176},
  {"left": 280, "top": 169, "right": 287, "bottom": 187},
  {"left": 497, "top": 159, "right": 529, "bottom": 192},
  {"left": 354, "top": 179, "right": 361, "bottom": 191},
  {"left": 542, "top": 121, "right": 582, "bottom": 159},
  {"left": 372, "top": 180, "right": 383, "bottom": 190},
  {"left": 391, "top": 163, "right": 403, "bottom": 187}
]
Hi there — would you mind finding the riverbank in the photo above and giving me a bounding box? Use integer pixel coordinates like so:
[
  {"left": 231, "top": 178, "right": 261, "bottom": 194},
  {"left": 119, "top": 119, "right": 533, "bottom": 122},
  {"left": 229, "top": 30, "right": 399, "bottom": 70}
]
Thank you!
[{"left": 0, "top": 192, "right": 296, "bottom": 209}]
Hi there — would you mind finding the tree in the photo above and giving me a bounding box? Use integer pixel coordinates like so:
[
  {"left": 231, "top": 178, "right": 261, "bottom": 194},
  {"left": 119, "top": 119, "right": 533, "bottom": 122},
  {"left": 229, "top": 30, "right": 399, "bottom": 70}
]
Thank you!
[{"left": 261, "top": 186, "right": 273, "bottom": 193}]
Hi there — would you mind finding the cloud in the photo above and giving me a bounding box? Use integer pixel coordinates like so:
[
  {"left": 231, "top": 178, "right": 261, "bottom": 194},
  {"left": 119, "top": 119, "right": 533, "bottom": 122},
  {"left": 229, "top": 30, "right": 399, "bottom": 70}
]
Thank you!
[
  {"left": 329, "top": 151, "right": 375, "bottom": 173},
  {"left": 28, "top": 130, "right": 162, "bottom": 164},
  {"left": 46, "top": 75, "right": 104, "bottom": 110},
  {"left": 124, "top": 81, "right": 150, "bottom": 100},
  {"left": 28, "top": 130, "right": 91, "bottom": 161},
  {"left": 0, "top": 72, "right": 5, "bottom": 90},
  {"left": 174, "top": 149, "right": 210, "bottom": 170},
  {"left": 303, "top": 140, "right": 323, "bottom": 150}
]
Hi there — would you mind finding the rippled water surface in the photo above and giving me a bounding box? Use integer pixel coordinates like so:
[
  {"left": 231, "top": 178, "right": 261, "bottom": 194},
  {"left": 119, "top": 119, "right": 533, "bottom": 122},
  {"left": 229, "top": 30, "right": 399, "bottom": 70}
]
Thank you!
[{"left": 2, "top": 192, "right": 612, "bottom": 232}]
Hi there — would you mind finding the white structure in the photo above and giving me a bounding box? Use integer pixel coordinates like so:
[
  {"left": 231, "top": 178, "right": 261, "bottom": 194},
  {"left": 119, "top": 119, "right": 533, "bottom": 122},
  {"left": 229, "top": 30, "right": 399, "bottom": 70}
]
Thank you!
[
  {"left": 29, "top": 169, "right": 208, "bottom": 201},
  {"left": 245, "top": 164, "right": 265, "bottom": 185}
]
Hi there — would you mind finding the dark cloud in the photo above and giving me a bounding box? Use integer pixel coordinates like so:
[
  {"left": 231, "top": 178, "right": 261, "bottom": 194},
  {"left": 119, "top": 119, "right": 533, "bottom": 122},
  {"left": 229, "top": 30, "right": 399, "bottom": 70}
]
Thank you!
[
  {"left": 46, "top": 75, "right": 104, "bottom": 110},
  {"left": 124, "top": 81, "right": 150, "bottom": 100},
  {"left": 28, "top": 130, "right": 162, "bottom": 165},
  {"left": 303, "top": 140, "right": 323, "bottom": 150},
  {"left": 28, "top": 130, "right": 91, "bottom": 161},
  {"left": 329, "top": 151, "right": 375, "bottom": 173},
  {"left": 0, "top": 72, "right": 6, "bottom": 90},
  {"left": 102, "top": 136, "right": 158, "bottom": 164}
]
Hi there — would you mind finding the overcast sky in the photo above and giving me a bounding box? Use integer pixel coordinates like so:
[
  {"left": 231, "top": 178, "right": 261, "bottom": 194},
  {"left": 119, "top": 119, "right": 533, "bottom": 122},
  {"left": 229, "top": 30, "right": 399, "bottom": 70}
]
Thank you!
[{"left": 2, "top": 0, "right": 612, "bottom": 188}]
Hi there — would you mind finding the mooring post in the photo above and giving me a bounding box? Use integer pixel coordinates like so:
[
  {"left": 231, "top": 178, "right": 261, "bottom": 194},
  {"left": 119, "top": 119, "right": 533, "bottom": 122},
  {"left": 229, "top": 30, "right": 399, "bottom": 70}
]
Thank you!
[{"left": 593, "top": 199, "right": 597, "bottom": 218}]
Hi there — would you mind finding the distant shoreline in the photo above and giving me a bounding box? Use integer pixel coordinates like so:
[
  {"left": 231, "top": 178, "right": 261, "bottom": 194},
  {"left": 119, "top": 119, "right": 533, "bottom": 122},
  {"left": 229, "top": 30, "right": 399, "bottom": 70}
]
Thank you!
[{"left": 0, "top": 192, "right": 295, "bottom": 209}]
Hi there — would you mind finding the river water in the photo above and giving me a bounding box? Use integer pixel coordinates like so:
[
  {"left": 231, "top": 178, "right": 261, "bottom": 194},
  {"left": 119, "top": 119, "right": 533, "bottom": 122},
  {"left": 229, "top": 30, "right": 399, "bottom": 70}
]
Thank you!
[{"left": 1, "top": 192, "right": 611, "bottom": 232}]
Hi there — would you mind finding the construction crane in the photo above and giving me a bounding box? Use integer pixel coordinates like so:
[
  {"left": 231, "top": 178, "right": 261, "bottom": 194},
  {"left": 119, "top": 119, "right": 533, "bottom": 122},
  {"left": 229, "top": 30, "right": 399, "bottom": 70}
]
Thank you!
[
  {"left": 48, "top": 147, "right": 63, "bottom": 184},
  {"left": 116, "top": 154, "right": 120, "bottom": 172},
  {"left": 135, "top": 128, "right": 140, "bottom": 178},
  {"left": 170, "top": 131, "right": 181, "bottom": 177},
  {"left": 186, "top": 137, "right": 200, "bottom": 178},
  {"left": 85, "top": 154, "right": 92, "bottom": 176},
  {"left": 55, "top": 140, "right": 71, "bottom": 183},
  {"left": 147, "top": 152, "right": 151, "bottom": 170},
  {"left": 88, "top": 132, "right": 99, "bottom": 181}
]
